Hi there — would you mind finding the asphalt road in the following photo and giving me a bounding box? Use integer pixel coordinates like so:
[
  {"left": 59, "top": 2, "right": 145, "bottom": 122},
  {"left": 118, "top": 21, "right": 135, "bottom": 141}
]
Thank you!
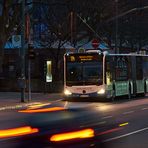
[{"left": 0, "top": 96, "right": 148, "bottom": 148}]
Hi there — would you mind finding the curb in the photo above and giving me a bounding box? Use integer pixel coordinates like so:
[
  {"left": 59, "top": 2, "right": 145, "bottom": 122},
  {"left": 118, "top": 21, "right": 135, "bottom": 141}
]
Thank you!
[
  {"left": 0, "top": 98, "right": 63, "bottom": 111},
  {"left": 0, "top": 102, "right": 43, "bottom": 111}
]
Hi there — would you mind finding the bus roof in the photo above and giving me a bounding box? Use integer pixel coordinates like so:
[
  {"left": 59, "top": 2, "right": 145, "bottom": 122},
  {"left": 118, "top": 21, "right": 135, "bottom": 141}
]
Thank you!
[
  {"left": 65, "top": 50, "right": 148, "bottom": 57},
  {"left": 108, "top": 53, "right": 148, "bottom": 57}
]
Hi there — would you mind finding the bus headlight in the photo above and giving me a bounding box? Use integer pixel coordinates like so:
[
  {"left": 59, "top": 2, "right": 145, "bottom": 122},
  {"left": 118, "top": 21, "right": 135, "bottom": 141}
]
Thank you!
[
  {"left": 64, "top": 89, "right": 72, "bottom": 95},
  {"left": 97, "top": 88, "right": 105, "bottom": 94}
]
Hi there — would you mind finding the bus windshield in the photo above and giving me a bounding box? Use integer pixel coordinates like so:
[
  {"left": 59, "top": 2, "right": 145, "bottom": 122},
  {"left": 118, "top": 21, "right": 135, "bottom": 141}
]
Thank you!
[{"left": 66, "top": 61, "right": 103, "bottom": 86}]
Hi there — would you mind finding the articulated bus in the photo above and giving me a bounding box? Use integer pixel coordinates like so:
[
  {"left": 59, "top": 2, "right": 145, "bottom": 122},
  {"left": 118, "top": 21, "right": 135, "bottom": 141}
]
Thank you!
[{"left": 63, "top": 50, "right": 148, "bottom": 100}]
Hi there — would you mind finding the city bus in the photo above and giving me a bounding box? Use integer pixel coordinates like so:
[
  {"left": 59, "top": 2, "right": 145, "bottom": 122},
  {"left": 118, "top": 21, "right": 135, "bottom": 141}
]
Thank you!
[{"left": 63, "top": 50, "right": 148, "bottom": 100}]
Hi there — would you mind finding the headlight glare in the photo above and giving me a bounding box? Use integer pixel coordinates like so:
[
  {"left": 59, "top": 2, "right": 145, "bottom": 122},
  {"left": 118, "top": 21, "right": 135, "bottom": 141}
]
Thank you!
[
  {"left": 64, "top": 89, "right": 72, "bottom": 95},
  {"left": 97, "top": 88, "right": 105, "bottom": 94}
]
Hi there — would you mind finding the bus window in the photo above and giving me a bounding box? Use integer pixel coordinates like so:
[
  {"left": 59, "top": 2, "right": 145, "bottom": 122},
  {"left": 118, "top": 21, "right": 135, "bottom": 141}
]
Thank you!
[
  {"left": 66, "top": 60, "right": 103, "bottom": 86},
  {"left": 66, "top": 63, "right": 82, "bottom": 82},
  {"left": 143, "top": 57, "right": 148, "bottom": 78},
  {"left": 83, "top": 63, "right": 103, "bottom": 85},
  {"left": 136, "top": 57, "right": 143, "bottom": 80},
  {"left": 115, "top": 56, "right": 128, "bottom": 81}
]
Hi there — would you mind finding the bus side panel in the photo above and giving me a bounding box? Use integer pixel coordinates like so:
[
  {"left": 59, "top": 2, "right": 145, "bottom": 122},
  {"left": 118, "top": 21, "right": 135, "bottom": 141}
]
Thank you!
[
  {"left": 114, "top": 81, "right": 129, "bottom": 96},
  {"left": 136, "top": 80, "right": 144, "bottom": 93},
  {"left": 136, "top": 57, "right": 145, "bottom": 94},
  {"left": 143, "top": 56, "right": 148, "bottom": 93},
  {"left": 146, "top": 80, "right": 148, "bottom": 92},
  {"left": 131, "top": 56, "right": 137, "bottom": 96},
  {"left": 114, "top": 56, "right": 130, "bottom": 97}
]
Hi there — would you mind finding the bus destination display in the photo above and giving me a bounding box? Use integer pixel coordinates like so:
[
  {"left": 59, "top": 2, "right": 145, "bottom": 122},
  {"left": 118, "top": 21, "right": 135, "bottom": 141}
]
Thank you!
[{"left": 67, "top": 54, "right": 101, "bottom": 62}]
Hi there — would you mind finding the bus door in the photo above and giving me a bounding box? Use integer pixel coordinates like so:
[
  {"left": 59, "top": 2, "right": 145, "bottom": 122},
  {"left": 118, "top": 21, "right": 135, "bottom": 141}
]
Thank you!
[
  {"left": 131, "top": 56, "right": 137, "bottom": 96},
  {"left": 105, "top": 56, "right": 113, "bottom": 85},
  {"left": 143, "top": 56, "right": 148, "bottom": 92},
  {"left": 136, "top": 56, "right": 144, "bottom": 94}
]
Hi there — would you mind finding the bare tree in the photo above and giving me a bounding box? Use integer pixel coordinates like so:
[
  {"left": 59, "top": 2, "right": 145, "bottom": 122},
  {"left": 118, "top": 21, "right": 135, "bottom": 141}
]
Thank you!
[{"left": 0, "top": 0, "right": 21, "bottom": 73}]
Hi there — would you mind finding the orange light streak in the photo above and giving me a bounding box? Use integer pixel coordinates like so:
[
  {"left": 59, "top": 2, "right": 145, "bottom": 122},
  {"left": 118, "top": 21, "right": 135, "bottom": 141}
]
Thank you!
[
  {"left": 18, "top": 107, "right": 65, "bottom": 113},
  {"left": 50, "top": 128, "right": 94, "bottom": 142},
  {"left": 0, "top": 126, "right": 38, "bottom": 138}
]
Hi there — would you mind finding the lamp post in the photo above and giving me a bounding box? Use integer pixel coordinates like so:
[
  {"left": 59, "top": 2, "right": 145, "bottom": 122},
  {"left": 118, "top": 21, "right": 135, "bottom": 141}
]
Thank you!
[
  {"left": 20, "top": 0, "right": 26, "bottom": 102},
  {"left": 115, "top": 0, "right": 118, "bottom": 54}
]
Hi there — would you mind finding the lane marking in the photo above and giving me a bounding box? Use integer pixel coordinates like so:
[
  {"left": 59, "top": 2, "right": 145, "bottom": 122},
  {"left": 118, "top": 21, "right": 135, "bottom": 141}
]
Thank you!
[
  {"left": 119, "top": 122, "right": 129, "bottom": 127},
  {"left": 122, "top": 111, "right": 134, "bottom": 115},
  {"left": 101, "top": 116, "right": 113, "bottom": 120},
  {"left": 28, "top": 103, "right": 51, "bottom": 109},
  {"left": 141, "top": 107, "right": 148, "bottom": 110},
  {"left": 103, "top": 127, "right": 148, "bottom": 142},
  {"left": 80, "top": 121, "right": 106, "bottom": 128},
  {"left": 64, "top": 101, "right": 68, "bottom": 109},
  {"left": 54, "top": 99, "right": 63, "bottom": 102}
]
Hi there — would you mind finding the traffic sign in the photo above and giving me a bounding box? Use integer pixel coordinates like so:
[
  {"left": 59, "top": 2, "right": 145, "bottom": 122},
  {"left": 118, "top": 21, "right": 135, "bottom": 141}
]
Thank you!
[
  {"left": 91, "top": 39, "right": 100, "bottom": 49},
  {"left": 78, "top": 48, "right": 85, "bottom": 53}
]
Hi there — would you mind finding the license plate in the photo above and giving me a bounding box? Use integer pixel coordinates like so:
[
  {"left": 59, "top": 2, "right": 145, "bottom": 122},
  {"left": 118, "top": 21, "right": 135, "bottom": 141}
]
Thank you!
[{"left": 80, "top": 95, "right": 89, "bottom": 97}]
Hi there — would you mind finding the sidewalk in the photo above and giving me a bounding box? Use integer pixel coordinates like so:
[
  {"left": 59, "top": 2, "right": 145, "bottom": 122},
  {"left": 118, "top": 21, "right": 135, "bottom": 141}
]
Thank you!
[{"left": 0, "top": 92, "right": 63, "bottom": 110}]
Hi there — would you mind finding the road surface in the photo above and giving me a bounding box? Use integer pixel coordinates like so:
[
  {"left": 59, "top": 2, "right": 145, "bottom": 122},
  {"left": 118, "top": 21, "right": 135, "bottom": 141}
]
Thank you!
[{"left": 0, "top": 96, "right": 148, "bottom": 147}]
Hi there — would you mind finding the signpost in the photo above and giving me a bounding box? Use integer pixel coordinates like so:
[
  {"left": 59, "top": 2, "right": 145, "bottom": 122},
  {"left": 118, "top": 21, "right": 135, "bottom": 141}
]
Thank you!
[
  {"left": 91, "top": 39, "right": 100, "bottom": 49},
  {"left": 20, "top": 0, "right": 26, "bottom": 102}
]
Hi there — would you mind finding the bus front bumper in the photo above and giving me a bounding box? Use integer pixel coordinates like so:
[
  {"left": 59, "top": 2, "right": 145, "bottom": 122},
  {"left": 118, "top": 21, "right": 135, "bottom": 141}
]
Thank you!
[{"left": 63, "top": 92, "right": 107, "bottom": 99}]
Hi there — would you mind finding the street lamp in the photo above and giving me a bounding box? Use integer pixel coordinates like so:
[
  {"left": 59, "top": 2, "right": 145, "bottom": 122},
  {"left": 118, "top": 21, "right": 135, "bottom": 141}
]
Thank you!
[{"left": 20, "top": 0, "right": 26, "bottom": 102}]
